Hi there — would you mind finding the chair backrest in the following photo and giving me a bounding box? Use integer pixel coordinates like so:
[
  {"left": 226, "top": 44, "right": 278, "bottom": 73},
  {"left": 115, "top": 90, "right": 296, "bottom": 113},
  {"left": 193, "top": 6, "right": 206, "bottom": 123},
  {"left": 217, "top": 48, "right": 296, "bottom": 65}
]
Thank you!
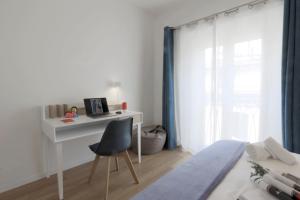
[{"left": 96, "top": 117, "right": 133, "bottom": 155}]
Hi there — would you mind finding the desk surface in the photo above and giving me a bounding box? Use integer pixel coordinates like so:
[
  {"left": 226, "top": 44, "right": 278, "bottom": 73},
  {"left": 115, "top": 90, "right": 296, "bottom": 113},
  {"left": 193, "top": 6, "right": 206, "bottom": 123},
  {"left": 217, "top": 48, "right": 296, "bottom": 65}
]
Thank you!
[{"left": 43, "top": 110, "right": 142, "bottom": 129}]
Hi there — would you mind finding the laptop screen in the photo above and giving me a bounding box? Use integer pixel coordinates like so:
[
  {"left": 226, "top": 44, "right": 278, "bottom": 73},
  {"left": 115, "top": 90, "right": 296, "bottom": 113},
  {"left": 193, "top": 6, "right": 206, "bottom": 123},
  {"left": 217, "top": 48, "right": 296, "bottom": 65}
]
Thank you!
[{"left": 84, "top": 98, "right": 109, "bottom": 116}]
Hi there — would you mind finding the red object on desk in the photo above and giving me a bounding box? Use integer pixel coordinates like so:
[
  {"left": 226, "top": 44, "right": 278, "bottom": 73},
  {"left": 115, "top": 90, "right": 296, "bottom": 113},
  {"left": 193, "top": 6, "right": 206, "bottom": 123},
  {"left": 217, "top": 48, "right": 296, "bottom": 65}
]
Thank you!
[
  {"left": 61, "top": 118, "right": 74, "bottom": 123},
  {"left": 122, "top": 102, "right": 127, "bottom": 110},
  {"left": 64, "top": 111, "right": 78, "bottom": 118}
]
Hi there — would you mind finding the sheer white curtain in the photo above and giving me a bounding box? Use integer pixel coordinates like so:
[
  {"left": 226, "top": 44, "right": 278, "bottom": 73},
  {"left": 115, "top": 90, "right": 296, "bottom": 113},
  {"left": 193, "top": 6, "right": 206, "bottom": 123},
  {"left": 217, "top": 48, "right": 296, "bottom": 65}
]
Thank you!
[{"left": 174, "top": 0, "right": 283, "bottom": 154}]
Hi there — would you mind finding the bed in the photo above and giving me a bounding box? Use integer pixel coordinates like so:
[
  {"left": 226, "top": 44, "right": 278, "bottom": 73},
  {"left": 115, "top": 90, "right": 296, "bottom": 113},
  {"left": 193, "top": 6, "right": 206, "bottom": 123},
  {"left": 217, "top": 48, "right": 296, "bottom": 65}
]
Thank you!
[
  {"left": 208, "top": 152, "right": 300, "bottom": 199},
  {"left": 131, "top": 140, "right": 300, "bottom": 200}
]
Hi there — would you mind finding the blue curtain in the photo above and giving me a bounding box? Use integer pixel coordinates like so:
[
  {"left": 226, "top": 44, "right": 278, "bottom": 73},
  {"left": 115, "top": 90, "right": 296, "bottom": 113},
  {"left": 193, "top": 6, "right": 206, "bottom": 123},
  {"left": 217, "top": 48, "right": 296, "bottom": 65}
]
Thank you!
[
  {"left": 282, "top": 0, "right": 300, "bottom": 153},
  {"left": 163, "top": 27, "right": 177, "bottom": 149}
]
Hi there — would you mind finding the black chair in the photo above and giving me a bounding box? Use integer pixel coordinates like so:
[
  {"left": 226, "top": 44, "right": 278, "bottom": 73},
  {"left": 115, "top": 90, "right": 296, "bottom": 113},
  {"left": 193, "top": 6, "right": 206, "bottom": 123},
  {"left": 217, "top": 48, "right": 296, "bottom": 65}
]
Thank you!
[{"left": 88, "top": 117, "right": 139, "bottom": 200}]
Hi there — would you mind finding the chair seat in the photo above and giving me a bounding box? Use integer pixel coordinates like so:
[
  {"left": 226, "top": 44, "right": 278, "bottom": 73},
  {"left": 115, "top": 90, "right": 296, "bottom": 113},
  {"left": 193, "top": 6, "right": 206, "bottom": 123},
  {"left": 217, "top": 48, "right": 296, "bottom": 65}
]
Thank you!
[
  {"left": 89, "top": 143, "right": 120, "bottom": 156},
  {"left": 89, "top": 143, "right": 100, "bottom": 154}
]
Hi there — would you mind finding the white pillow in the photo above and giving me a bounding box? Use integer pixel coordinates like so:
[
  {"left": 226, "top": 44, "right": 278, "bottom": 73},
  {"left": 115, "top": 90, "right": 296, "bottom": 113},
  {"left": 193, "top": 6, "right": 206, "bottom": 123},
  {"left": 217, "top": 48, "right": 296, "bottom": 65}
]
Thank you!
[
  {"left": 246, "top": 142, "right": 271, "bottom": 161},
  {"left": 264, "top": 137, "right": 297, "bottom": 165}
]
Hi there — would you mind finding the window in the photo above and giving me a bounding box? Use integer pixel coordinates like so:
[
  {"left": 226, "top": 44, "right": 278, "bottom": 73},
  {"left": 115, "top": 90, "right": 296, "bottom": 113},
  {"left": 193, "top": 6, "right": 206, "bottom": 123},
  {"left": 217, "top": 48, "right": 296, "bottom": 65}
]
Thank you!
[{"left": 174, "top": 0, "right": 283, "bottom": 153}]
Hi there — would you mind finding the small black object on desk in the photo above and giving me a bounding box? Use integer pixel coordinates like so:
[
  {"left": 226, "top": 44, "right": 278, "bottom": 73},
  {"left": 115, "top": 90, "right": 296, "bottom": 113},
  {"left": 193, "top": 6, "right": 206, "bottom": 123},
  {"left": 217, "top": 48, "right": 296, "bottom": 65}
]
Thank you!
[{"left": 116, "top": 111, "right": 122, "bottom": 114}]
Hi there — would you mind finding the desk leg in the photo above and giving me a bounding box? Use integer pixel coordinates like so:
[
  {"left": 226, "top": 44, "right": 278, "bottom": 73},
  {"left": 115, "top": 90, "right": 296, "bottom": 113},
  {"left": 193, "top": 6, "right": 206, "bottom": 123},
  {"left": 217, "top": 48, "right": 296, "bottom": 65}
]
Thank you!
[
  {"left": 137, "top": 123, "right": 142, "bottom": 163},
  {"left": 43, "top": 134, "right": 50, "bottom": 178},
  {"left": 56, "top": 143, "right": 64, "bottom": 200}
]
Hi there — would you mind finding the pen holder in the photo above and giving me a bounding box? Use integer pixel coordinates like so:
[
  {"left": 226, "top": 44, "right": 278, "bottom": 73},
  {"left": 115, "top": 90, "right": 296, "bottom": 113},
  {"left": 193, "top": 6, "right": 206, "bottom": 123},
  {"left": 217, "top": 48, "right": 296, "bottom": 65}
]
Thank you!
[
  {"left": 56, "top": 105, "right": 64, "bottom": 117},
  {"left": 48, "top": 105, "right": 57, "bottom": 118},
  {"left": 63, "top": 104, "right": 68, "bottom": 115}
]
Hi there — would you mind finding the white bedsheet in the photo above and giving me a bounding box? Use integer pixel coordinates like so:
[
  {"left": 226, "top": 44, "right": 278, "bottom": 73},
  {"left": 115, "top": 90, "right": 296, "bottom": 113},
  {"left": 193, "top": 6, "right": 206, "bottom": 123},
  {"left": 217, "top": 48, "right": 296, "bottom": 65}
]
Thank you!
[{"left": 207, "top": 153, "right": 300, "bottom": 200}]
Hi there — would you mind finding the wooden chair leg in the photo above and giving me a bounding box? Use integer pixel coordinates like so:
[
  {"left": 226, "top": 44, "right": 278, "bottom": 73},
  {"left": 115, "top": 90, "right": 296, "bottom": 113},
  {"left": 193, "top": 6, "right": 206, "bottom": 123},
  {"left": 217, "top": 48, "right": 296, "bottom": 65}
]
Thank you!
[
  {"left": 122, "top": 150, "right": 140, "bottom": 184},
  {"left": 88, "top": 155, "right": 100, "bottom": 184},
  {"left": 105, "top": 157, "right": 111, "bottom": 200},
  {"left": 115, "top": 156, "right": 119, "bottom": 172}
]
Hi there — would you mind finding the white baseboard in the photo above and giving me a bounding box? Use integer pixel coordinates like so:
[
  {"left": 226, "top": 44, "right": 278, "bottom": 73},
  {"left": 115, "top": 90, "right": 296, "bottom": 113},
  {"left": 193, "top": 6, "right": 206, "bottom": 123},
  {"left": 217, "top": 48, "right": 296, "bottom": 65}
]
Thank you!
[
  {"left": 0, "top": 173, "right": 44, "bottom": 194},
  {"left": 0, "top": 156, "right": 95, "bottom": 194}
]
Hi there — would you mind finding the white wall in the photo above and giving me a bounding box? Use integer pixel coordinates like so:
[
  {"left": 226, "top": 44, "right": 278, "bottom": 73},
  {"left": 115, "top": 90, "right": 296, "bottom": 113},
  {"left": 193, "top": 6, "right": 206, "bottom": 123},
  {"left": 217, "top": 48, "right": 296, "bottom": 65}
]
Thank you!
[
  {"left": 0, "top": 0, "right": 154, "bottom": 192},
  {"left": 153, "top": 0, "right": 251, "bottom": 124}
]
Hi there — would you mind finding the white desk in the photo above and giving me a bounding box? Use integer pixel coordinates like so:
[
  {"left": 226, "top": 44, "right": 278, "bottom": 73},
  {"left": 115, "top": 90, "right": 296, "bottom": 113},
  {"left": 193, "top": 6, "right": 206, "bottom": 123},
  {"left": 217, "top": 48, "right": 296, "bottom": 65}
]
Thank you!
[{"left": 41, "top": 108, "right": 143, "bottom": 200}]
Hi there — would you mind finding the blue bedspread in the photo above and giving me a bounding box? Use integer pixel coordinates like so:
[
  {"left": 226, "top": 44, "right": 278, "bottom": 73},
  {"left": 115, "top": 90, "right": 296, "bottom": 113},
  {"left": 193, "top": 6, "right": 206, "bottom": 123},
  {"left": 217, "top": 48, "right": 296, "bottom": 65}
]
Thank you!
[{"left": 131, "top": 140, "right": 246, "bottom": 200}]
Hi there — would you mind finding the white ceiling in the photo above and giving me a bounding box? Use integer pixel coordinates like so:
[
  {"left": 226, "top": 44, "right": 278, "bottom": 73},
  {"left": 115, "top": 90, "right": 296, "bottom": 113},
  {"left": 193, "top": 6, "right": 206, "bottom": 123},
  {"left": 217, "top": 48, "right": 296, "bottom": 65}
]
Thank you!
[{"left": 126, "top": 0, "right": 184, "bottom": 14}]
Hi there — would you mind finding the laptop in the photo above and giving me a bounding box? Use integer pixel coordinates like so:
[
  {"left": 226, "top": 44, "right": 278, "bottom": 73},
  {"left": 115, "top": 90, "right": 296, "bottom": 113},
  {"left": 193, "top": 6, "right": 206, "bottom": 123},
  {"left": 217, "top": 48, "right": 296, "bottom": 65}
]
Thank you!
[{"left": 84, "top": 98, "right": 112, "bottom": 118}]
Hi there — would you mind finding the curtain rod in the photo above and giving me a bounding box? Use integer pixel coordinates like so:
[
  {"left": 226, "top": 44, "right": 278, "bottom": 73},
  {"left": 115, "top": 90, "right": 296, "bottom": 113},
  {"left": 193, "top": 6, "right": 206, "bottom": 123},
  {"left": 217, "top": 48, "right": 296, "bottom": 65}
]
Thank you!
[{"left": 173, "top": 0, "right": 271, "bottom": 30}]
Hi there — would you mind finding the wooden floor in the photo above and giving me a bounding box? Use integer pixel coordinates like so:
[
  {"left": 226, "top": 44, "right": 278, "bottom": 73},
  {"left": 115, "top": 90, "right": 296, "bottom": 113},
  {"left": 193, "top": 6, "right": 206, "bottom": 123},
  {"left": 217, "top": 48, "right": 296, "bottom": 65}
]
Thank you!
[{"left": 0, "top": 149, "right": 190, "bottom": 200}]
